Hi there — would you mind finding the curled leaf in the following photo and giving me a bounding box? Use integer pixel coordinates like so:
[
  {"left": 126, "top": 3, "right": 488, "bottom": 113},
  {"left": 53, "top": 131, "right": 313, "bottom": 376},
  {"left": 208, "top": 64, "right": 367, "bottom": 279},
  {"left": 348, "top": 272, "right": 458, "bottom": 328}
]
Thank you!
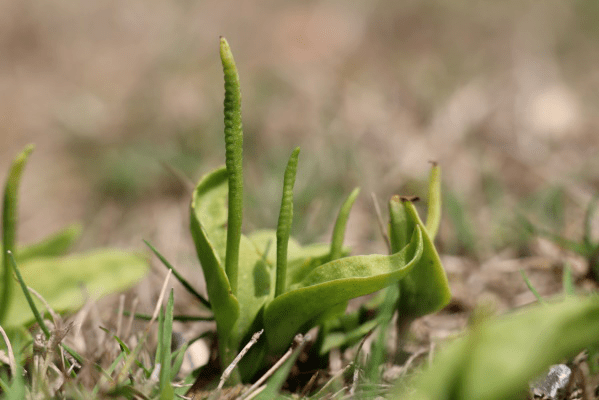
[{"left": 264, "top": 226, "right": 424, "bottom": 353}]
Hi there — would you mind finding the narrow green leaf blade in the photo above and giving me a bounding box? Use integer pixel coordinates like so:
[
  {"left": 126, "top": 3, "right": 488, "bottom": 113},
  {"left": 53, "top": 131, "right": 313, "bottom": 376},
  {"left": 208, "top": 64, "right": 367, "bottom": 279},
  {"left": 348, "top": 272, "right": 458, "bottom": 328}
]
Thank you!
[
  {"left": 330, "top": 187, "right": 360, "bottom": 260},
  {"left": 0, "top": 144, "right": 34, "bottom": 323},
  {"left": 144, "top": 239, "right": 210, "bottom": 309},
  {"left": 264, "top": 226, "right": 424, "bottom": 353},
  {"left": 159, "top": 290, "right": 174, "bottom": 395}
]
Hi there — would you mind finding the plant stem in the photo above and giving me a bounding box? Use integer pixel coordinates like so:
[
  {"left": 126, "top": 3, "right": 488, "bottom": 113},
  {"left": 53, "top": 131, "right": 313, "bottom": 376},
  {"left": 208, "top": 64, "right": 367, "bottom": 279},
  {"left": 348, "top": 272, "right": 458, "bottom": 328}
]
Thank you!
[{"left": 220, "top": 37, "right": 243, "bottom": 296}]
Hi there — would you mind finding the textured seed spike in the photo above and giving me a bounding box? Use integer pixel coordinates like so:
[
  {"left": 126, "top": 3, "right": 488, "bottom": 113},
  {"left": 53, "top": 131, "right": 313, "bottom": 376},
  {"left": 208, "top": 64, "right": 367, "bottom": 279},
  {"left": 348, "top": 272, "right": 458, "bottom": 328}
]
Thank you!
[
  {"left": 220, "top": 37, "right": 243, "bottom": 296},
  {"left": 275, "top": 147, "right": 300, "bottom": 297}
]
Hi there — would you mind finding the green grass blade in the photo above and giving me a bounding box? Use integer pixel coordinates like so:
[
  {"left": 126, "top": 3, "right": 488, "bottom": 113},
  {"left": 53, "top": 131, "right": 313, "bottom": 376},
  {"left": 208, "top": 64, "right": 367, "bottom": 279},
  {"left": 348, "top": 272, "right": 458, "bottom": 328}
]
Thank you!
[
  {"left": 170, "top": 342, "right": 189, "bottom": 381},
  {"left": 0, "top": 145, "right": 34, "bottom": 323},
  {"left": 330, "top": 188, "right": 360, "bottom": 261},
  {"left": 425, "top": 162, "right": 442, "bottom": 240},
  {"left": 159, "top": 289, "right": 175, "bottom": 398},
  {"left": 520, "top": 269, "right": 546, "bottom": 304},
  {"left": 220, "top": 37, "right": 244, "bottom": 296},
  {"left": 7, "top": 251, "right": 50, "bottom": 338},
  {"left": 521, "top": 215, "right": 589, "bottom": 255},
  {"left": 124, "top": 311, "right": 213, "bottom": 322},
  {"left": 143, "top": 239, "right": 211, "bottom": 309},
  {"left": 275, "top": 147, "right": 300, "bottom": 297},
  {"left": 365, "top": 285, "right": 397, "bottom": 382}
]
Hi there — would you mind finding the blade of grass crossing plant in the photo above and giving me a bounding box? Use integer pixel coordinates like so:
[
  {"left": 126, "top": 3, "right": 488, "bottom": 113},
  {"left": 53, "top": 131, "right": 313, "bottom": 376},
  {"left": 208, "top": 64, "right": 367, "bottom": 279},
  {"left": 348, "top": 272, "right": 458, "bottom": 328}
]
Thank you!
[
  {"left": 160, "top": 289, "right": 175, "bottom": 399},
  {"left": 7, "top": 251, "right": 50, "bottom": 338},
  {"left": 425, "top": 162, "right": 441, "bottom": 240},
  {"left": 275, "top": 147, "right": 300, "bottom": 297},
  {"left": 220, "top": 37, "right": 243, "bottom": 296},
  {"left": 563, "top": 263, "right": 575, "bottom": 296},
  {"left": 330, "top": 188, "right": 361, "bottom": 260},
  {"left": 520, "top": 269, "right": 546, "bottom": 304},
  {"left": 365, "top": 284, "right": 398, "bottom": 382},
  {"left": 0, "top": 144, "right": 34, "bottom": 324},
  {"left": 143, "top": 239, "right": 210, "bottom": 309},
  {"left": 155, "top": 305, "right": 165, "bottom": 368},
  {"left": 170, "top": 342, "right": 189, "bottom": 380}
]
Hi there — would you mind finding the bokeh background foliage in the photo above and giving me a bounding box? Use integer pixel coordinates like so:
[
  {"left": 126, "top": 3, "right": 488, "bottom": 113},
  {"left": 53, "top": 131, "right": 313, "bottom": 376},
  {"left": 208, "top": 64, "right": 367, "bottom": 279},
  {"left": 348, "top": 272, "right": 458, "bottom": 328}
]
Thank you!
[{"left": 2, "top": 0, "right": 598, "bottom": 259}]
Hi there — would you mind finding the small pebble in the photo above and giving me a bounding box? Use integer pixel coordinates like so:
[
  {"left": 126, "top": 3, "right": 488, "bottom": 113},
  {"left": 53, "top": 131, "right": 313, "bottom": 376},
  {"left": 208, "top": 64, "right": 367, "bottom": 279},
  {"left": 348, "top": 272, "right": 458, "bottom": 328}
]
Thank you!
[{"left": 530, "top": 364, "right": 572, "bottom": 400}]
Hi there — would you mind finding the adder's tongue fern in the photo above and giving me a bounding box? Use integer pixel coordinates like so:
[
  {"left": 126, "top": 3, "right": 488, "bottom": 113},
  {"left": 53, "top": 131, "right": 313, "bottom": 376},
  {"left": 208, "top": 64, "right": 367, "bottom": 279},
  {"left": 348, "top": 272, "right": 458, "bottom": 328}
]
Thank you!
[{"left": 220, "top": 37, "right": 243, "bottom": 296}]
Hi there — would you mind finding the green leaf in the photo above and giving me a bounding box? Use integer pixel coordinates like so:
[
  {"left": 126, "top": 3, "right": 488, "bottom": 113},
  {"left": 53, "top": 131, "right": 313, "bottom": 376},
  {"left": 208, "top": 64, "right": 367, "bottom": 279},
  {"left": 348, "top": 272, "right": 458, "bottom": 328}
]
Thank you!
[
  {"left": 393, "top": 198, "right": 451, "bottom": 319},
  {"left": 401, "top": 295, "right": 599, "bottom": 400},
  {"left": 263, "top": 226, "right": 424, "bottom": 353},
  {"left": 2, "top": 250, "right": 148, "bottom": 328},
  {"left": 1, "top": 144, "right": 34, "bottom": 323},
  {"left": 329, "top": 187, "right": 360, "bottom": 260},
  {"left": 16, "top": 223, "right": 82, "bottom": 262},
  {"left": 190, "top": 166, "right": 272, "bottom": 374},
  {"left": 221, "top": 37, "right": 244, "bottom": 297},
  {"left": 190, "top": 167, "right": 240, "bottom": 362}
]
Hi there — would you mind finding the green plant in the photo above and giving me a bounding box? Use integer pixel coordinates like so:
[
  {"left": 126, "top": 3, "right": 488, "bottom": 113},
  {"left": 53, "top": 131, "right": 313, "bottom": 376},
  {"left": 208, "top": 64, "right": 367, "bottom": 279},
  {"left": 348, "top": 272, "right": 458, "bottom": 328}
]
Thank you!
[
  {"left": 187, "top": 37, "right": 451, "bottom": 383},
  {"left": 0, "top": 145, "right": 148, "bottom": 330},
  {"left": 397, "top": 294, "right": 599, "bottom": 400}
]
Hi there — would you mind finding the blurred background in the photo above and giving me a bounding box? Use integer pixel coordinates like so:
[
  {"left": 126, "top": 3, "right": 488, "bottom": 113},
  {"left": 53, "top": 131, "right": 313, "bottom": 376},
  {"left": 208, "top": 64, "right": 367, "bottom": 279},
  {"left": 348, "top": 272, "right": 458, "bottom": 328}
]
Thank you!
[{"left": 2, "top": 0, "right": 599, "bottom": 316}]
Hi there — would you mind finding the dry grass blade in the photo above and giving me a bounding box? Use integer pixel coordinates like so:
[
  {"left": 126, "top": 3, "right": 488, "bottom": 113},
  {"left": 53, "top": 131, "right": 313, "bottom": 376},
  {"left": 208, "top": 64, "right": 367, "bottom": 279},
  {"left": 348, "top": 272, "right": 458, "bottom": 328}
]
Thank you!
[
  {"left": 28, "top": 286, "right": 62, "bottom": 328},
  {"left": 216, "top": 329, "right": 264, "bottom": 391},
  {"left": 239, "top": 333, "right": 308, "bottom": 400},
  {"left": 113, "top": 269, "right": 172, "bottom": 387},
  {"left": 0, "top": 324, "right": 16, "bottom": 377}
]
